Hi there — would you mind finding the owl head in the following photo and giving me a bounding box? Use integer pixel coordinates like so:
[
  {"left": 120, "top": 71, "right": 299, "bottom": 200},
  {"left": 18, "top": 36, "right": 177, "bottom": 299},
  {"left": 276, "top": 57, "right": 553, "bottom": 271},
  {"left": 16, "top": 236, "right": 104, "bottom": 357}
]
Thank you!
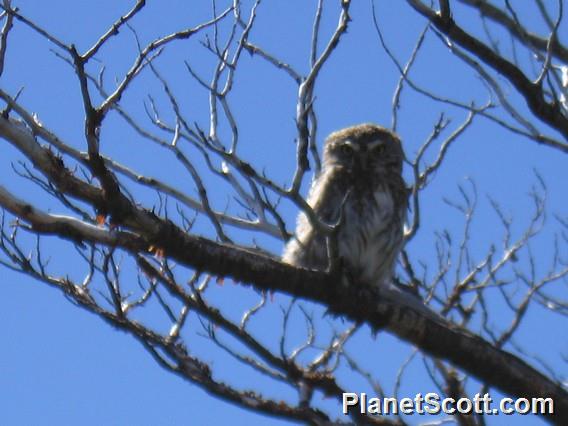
[{"left": 323, "top": 123, "right": 404, "bottom": 175}]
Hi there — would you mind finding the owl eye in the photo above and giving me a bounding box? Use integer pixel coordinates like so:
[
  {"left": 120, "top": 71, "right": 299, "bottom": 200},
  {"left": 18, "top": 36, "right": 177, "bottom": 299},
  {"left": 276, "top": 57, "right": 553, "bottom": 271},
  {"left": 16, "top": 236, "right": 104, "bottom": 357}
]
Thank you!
[
  {"left": 339, "top": 144, "right": 354, "bottom": 156},
  {"left": 373, "top": 144, "right": 386, "bottom": 155}
]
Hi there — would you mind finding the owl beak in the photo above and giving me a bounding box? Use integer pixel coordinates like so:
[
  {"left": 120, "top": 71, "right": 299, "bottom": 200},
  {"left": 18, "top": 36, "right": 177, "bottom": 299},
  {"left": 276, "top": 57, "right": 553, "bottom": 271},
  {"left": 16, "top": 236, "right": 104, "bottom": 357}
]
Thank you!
[{"left": 351, "top": 156, "right": 362, "bottom": 171}]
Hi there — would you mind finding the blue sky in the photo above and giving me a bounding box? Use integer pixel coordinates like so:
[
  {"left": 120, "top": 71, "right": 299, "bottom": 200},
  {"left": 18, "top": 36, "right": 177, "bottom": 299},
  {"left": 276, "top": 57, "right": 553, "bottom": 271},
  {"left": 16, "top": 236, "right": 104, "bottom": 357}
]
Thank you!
[{"left": 1, "top": 1, "right": 566, "bottom": 425}]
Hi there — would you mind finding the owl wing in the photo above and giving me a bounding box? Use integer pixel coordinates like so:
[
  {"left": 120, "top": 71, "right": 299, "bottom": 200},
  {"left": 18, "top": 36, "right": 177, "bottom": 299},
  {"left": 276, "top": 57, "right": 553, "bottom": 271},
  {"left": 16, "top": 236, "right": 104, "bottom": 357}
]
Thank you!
[
  {"left": 306, "top": 170, "right": 347, "bottom": 225},
  {"left": 282, "top": 170, "right": 345, "bottom": 269}
]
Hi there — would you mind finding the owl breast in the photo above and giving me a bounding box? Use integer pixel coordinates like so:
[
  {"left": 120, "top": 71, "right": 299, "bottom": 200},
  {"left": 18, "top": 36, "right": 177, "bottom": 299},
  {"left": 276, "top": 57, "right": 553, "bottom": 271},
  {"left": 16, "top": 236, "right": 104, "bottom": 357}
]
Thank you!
[{"left": 337, "top": 185, "right": 404, "bottom": 287}]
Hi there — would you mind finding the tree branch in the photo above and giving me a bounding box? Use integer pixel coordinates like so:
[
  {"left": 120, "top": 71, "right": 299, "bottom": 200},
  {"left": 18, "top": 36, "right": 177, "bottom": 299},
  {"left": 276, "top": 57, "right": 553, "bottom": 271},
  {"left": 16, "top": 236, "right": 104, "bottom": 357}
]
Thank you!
[{"left": 0, "top": 184, "right": 566, "bottom": 424}]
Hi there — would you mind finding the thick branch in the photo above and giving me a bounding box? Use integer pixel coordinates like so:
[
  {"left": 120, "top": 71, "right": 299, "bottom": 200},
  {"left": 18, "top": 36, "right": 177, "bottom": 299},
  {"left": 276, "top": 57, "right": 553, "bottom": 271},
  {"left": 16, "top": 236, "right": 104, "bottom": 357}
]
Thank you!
[
  {"left": 407, "top": 0, "right": 568, "bottom": 143},
  {"left": 0, "top": 185, "right": 566, "bottom": 425},
  {"left": 457, "top": 0, "right": 568, "bottom": 63}
]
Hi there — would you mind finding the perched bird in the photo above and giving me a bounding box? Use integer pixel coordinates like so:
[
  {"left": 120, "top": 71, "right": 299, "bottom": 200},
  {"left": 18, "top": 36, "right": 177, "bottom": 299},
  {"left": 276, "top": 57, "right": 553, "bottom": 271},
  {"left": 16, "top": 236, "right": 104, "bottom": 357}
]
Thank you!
[{"left": 283, "top": 123, "right": 408, "bottom": 289}]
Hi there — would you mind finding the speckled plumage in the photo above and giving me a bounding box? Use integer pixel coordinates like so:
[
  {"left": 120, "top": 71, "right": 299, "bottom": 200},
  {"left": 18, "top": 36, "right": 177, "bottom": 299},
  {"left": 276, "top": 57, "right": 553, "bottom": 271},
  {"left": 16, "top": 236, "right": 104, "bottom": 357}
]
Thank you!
[{"left": 283, "top": 123, "right": 408, "bottom": 288}]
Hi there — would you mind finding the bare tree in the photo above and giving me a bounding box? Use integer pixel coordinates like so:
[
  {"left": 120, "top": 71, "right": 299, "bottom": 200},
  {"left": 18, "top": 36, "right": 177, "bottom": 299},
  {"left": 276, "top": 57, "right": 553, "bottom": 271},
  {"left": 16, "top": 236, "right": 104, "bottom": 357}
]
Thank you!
[{"left": 0, "top": 1, "right": 567, "bottom": 424}]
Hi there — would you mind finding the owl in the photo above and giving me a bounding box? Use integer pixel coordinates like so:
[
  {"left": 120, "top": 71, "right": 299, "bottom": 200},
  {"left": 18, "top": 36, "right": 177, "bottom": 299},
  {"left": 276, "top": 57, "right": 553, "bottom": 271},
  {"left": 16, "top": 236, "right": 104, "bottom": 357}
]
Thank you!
[{"left": 283, "top": 123, "right": 408, "bottom": 289}]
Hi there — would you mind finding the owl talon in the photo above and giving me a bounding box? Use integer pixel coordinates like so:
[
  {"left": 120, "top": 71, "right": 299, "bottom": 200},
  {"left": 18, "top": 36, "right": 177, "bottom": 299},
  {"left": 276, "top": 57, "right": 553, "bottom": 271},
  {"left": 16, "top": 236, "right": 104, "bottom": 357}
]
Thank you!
[{"left": 326, "top": 255, "right": 344, "bottom": 278}]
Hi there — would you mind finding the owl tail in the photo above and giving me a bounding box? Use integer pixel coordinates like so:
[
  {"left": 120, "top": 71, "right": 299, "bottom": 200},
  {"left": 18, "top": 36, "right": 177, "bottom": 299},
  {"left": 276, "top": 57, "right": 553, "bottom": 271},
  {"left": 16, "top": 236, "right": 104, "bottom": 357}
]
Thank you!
[{"left": 379, "top": 281, "right": 443, "bottom": 322}]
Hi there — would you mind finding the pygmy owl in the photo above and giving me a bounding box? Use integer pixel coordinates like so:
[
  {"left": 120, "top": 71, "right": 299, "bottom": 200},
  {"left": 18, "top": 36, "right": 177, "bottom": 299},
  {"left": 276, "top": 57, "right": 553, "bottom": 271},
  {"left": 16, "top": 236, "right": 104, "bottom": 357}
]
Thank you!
[{"left": 283, "top": 123, "right": 408, "bottom": 288}]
